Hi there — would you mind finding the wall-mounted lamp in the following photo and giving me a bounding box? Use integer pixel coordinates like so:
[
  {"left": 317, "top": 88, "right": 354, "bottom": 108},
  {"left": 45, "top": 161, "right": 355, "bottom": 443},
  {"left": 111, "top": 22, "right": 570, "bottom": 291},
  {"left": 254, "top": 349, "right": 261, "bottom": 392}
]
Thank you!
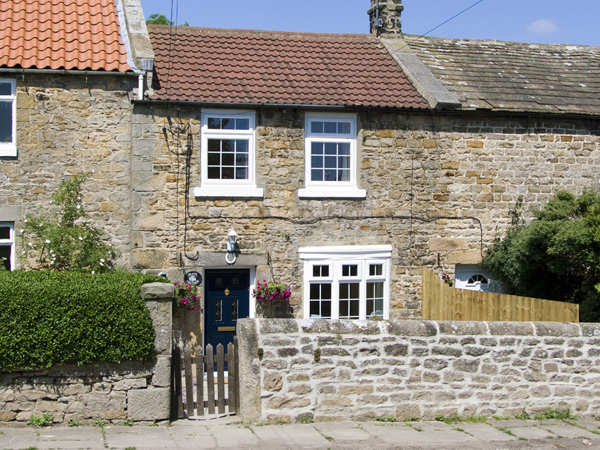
[{"left": 225, "top": 228, "right": 238, "bottom": 265}]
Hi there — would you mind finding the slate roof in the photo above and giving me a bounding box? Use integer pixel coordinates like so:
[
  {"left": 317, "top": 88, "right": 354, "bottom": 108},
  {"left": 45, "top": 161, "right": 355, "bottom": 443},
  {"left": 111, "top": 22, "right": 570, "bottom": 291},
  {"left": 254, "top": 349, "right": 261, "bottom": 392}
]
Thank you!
[
  {"left": 405, "top": 35, "right": 600, "bottom": 115},
  {"left": 148, "top": 25, "right": 429, "bottom": 110},
  {"left": 0, "top": 0, "right": 131, "bottom": 72}
]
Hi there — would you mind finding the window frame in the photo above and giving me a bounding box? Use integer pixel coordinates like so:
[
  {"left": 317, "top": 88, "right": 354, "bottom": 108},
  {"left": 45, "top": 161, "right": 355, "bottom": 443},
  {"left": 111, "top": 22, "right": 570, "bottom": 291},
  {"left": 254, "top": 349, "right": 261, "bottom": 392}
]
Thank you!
[
  {"left": 299, "top": 113, "right": 365, "bottom": 199},
  {"left": 195, "top": 109, "right": 263, "bottom": 198},
  {"left": 0, "top": 79, "right": 16, "bottom": 157},
  {"left": 300, "top": 245, "right": 392, "bottom": 320},
  {"left": 0, "top": 222, "right": 15, "bottom": 271}
]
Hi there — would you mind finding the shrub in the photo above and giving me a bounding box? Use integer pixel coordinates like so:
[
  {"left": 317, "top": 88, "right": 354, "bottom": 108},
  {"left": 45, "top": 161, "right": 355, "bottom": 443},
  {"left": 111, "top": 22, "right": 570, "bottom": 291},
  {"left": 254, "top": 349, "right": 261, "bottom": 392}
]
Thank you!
[
  {"left": 20, "top": 173, "right": 120, "bottom": 273},
  {"left": 0, "top": 270, "right": 168, "bottom": 370}
]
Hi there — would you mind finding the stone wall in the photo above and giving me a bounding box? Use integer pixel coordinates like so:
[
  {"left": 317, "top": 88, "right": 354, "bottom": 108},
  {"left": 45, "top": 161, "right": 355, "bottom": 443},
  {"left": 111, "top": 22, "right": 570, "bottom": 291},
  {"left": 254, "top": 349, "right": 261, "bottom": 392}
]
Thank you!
[
  {"left": 0, "top": 283, "right": 173, "bottom": 424},
  {"left": 237, "top": 318, "right": 600, "bottom": 424},
  {"left": 130, "top": 105, "right": 600, "bottom": 320}
]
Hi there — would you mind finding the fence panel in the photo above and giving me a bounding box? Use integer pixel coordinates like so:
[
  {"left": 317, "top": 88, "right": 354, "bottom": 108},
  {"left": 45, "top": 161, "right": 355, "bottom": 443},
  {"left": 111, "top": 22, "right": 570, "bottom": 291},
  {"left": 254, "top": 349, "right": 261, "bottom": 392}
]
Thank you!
[{"left": 422, "top": 267, "right": 579, "bottom": 322}]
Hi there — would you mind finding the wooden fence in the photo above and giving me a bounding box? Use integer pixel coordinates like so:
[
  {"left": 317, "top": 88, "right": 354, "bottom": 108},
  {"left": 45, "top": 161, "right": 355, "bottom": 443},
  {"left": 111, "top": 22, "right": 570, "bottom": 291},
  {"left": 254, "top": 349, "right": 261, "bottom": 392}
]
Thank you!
[
  {"left": 422, "top": 267, "right": 579, "bottom": 322},
  {"left": 171, "top": 339, "right": 239, "bottom": 420}
]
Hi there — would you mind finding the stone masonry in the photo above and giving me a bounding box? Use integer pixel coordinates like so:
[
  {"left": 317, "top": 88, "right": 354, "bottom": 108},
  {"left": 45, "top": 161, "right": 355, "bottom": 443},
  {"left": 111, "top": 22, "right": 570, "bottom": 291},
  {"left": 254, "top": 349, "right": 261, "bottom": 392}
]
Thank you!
[
  {"left": 131, "top": 105, "right": 600, "bottom": 321},
  {"left": 237, "top": 318, "right": 600, "bottom": 424},
  {"left": 0, "top": 283, "right": 173, "bottom": 424}
]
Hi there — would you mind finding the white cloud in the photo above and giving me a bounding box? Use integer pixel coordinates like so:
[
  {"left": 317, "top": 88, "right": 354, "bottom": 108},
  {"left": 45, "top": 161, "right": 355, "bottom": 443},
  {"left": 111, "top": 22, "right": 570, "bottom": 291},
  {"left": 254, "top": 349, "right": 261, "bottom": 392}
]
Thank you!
[{"left": 527, "top": 19, "right": 559, "bottom": 35}]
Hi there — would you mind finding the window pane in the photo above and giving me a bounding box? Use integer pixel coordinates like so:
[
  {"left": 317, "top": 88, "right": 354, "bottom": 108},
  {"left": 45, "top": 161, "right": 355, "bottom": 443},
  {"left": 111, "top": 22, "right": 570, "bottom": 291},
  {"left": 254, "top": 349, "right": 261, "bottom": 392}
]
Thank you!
[
  {"left": 312, "top": 265, "right": 329, "bottom": 277},
  {"left": 236, "top": 153, "right": 248, "bottom": 165},
  {"left": 338, "top": 143, "right": 350, "bottom": 155},
  {"left": 207, "top": 139, "right": 220, "bottom": 152},
  {"left": 324, "top": 121, "right": 336, "bottom": 133},
  {"left": 324, "top": 156, "right": 337, "bottom": 169},
  {"left": 222, "top": 118, "right": 234, "bottom": 130},
  {"left": 0, "top": 227, "right": 9, "bottom": 240},
  {"left": 236, "top": 139, "right": 248, "bottom": 153},
  {"left": 0, "top": 101, "right": 13, "bottom": 143},
  {"left": 231, "top": 298, "right": 238, "bottom": 321},
  {"left": 342, "top": 265, "right": 358, "bottom": 277},
  {"left": 221, "top": 140, "right": 233, "bottom": 152},
  {"left": 236, "top": 118, "right": 250, "bottom": 130},
  {"left": 207, "top": 117, "right": 221, "bottom": 129},
  {"left": 221, "top": 167, "right": 234, "bottom": 179},
  {"left": 311, "top": 121, "right": 324, "bottom": 133},
  {"left": 324, "top": 143, "right": 337, "bottom": 155},
  {"left": 236, "top": 168, "right": 248, "bottom": 179},
  {"left": 369, "top": 264, "right": 383, "bottom": 276},
  {"left": 207, "top": 167, "right": 221, "bottom": 179},
  {"left": 339, "top": 156, "right": 350, "bottom": 169},
  {"left": 338, "top": 169, "right": 350, "bottom": 182},
  {"left": 311, "top": 142, "right": 324, "bottom": 155},
  {"left": 207, "top": 152, "right": 220, "bottom": 166},
  {"left": 215, "top": 298, "right": 222, "bottom": 321},
  {"left": 324, "top": 169, "right": 337, "bottom": 181},
  {"left": 222, "top": 152, "right": 234, "bottom": 166},
  {"left": 311, "top": 155, "right": 323, "bottom": 169},
  {"left": 0, "top": 246, "right": 10, "bottom": 271},
  {"left": 311, "top": 169, "right": 323, "bottom": 182},
  {"left": 338, "top": 122, "right": 350, "bottom": 134},
  {"left": 0, "top": 82, "right": 12, "bottom": 96}
]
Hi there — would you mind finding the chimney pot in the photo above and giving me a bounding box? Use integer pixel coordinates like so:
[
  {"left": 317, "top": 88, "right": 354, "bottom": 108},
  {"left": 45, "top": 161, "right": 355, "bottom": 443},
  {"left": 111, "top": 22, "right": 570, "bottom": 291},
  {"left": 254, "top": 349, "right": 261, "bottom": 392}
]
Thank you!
[{"left": 368, "top": 0, "right": 403, "bottom": 36}]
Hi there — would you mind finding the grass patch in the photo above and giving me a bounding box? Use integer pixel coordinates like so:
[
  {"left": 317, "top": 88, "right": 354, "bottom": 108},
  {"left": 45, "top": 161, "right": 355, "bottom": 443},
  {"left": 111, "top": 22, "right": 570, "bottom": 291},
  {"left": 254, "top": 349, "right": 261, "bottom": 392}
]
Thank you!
[
  {"left": 27, "top": 413, "right": 53, "bottom": 427},
  {"left": 67, "top": 418, "right": 81, "bottom": 427},
  {"left": 435, "top": 414, "right": 487, "bottom": 425},
  {"left": 533, "top": 409, "right": 576, "bottom": 421},
  {"left": 376, "top": 416, "right": 397, "bottom": 423}
]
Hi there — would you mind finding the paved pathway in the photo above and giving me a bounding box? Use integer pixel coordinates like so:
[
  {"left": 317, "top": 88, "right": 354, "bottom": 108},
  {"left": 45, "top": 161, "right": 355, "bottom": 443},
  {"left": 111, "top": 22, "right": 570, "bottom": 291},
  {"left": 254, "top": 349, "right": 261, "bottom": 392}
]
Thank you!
[{"left": 0, "top": 415, "right": 599, "bottom": 449}]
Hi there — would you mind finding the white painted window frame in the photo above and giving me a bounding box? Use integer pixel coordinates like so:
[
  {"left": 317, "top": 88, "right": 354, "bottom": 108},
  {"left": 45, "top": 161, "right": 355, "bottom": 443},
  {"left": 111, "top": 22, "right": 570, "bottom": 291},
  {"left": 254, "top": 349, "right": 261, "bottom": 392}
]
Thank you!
[
  {"left": 299, "top": 245, "right": 392, "bottom": 320},
  {"left": 299, "top": 112, "right": 366, "bottom": 199},
  {"left": 0, "top": 79, "right": 16, "bottom": 157},
  {"left": 0, "top": 222, "right": 15, "bottom": 271},
  {"left": 195, "top": 109, "right": 263, "bottom": 198}
]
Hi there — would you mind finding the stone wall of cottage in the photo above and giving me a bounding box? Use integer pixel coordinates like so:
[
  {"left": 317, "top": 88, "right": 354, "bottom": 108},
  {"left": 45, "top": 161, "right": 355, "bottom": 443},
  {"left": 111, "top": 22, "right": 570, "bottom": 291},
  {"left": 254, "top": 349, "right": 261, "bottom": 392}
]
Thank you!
[
  {"left": 0, "top": 73, "right": 137, "bottom": 267},
  {"left": 0, "top": 283, "right": 173, "bottom": 424},
  {"left": 131, "top": 105, "right": 600, "bottom": 322},
  {"left": 237, "top": 318, "right": 600, "bottom": 424}
]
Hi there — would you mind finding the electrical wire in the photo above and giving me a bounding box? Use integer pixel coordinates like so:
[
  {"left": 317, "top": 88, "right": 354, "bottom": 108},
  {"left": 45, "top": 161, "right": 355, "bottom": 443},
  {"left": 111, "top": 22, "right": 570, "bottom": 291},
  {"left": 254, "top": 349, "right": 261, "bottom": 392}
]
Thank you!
[{"left": 416, "top": 0, "right": 486, "bottom": 39}]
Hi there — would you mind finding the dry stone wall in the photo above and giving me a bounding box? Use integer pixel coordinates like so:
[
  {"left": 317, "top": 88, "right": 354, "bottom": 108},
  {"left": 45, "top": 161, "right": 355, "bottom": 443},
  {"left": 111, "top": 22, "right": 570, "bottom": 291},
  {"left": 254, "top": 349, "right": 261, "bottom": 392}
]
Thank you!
[
  {"left": 131, "top": 105, "right": 600, "bottom": 320},
  {"left": 237, "top": 318, "right": 600, "bottom": 424},
  {"left": 0, "top": 283, "right": 173, "bottom": 424}
]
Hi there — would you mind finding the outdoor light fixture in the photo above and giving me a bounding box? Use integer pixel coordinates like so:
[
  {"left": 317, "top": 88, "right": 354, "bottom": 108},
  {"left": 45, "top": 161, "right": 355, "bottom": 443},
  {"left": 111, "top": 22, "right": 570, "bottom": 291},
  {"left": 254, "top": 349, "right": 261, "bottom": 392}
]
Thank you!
[{"left": 225, "top": 228, "right": 238, "bottom": 265}]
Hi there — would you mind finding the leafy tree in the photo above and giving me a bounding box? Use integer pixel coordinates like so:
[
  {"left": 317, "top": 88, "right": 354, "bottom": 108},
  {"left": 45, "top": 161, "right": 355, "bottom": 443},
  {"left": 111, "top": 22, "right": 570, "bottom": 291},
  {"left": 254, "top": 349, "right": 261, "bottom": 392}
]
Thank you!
[
  {"left": 146, "top": 13, "right": 173, "bottom": 25},
  {"left": 146, "top": 14, "right": 189, "bottom": 26},
  {"left": 20, "top": 173, "right": 120, "bottom": 273},
  {"left": 481, "top": 191, "right": 600, "bottom": 322}
]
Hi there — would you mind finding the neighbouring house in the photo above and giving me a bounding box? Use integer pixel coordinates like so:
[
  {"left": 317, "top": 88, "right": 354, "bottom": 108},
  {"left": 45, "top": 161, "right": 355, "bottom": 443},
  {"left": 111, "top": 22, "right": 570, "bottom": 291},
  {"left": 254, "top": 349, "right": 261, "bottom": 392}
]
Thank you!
[
  {"left": 1, "top": 0, "right": 599, "bottom": 349},
  {"left": 0, "top": 0, "right": 154, "bottom": 271}
]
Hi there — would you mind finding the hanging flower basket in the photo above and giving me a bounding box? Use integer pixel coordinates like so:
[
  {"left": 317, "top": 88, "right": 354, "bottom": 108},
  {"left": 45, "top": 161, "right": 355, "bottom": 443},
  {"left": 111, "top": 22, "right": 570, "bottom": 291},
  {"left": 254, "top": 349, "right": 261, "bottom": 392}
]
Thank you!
[
  {"left": 174, "top": 281, "right": 200, "bottom": 311},
  {"left": 253, "top": 280, "right": 291, "bottom": 306}
]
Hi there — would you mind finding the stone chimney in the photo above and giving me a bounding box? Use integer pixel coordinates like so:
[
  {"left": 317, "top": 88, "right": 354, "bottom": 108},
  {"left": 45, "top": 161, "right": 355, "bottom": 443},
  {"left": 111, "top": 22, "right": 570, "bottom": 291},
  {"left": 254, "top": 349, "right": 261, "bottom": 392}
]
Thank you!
[{"left": 368, "top": 0, "right": 403, "bottom": 36}]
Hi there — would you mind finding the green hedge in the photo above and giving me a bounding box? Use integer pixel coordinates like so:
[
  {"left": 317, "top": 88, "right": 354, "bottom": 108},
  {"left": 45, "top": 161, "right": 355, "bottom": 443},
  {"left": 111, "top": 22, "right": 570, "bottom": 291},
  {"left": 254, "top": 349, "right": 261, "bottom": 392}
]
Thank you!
[{"left": 0, "top": 271, "right": 169, "bottom": 370}]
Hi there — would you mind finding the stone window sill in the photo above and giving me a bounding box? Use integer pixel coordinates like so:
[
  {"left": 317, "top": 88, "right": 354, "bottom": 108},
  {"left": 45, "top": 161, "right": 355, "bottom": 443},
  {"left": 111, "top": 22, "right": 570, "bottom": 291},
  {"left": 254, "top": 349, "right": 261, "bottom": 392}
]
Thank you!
[
  {"left": 194, "top": 186, "right": 264, "bottom": 199},
  {"left": 298, "top": 187, "right": 367, "bottom": 199}
]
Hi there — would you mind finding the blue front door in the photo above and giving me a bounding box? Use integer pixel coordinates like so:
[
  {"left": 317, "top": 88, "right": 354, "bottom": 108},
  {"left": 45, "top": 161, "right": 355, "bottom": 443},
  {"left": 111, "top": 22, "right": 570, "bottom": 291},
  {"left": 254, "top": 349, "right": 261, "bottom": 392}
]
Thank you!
[{"left": 205, "top": 269, "right": 250, "bottom": 353}]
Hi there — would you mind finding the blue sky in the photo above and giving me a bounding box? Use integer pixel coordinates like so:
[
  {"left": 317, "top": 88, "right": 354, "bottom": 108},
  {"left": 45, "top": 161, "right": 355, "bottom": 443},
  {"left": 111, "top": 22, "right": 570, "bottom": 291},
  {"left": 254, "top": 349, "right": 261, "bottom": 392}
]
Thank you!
[{"left": 140, "top": 0, "right": 599, "bottom": 46}]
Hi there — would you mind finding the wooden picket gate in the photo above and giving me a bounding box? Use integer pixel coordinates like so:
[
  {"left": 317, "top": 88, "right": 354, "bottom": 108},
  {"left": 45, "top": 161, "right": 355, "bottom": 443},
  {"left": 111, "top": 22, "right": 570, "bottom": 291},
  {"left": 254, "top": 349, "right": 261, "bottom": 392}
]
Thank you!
[{"left": 171, "top": 338, "right": 239, "bottom": 419}]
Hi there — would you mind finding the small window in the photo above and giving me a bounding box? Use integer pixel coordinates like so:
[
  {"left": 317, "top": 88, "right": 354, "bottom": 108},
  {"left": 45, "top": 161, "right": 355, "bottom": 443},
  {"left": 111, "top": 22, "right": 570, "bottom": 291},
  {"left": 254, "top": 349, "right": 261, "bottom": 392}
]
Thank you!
[
  {"left": 0, "top": 223, "right": 15, "bottom": 271},
  {"left": 196, "top": 110, "right": 263, "bottom": 198},
  {"left": 0, "top": 79, "right": 16, "bottom": 157},
  {"left": 467, "top": 274, "right": 488, "bottom": 285},
  {"left": 300, "top": 113, "right": 365, "bottom": 199},
  {"left": 301, "top": 245, "right": 391, "bottom": 320}
]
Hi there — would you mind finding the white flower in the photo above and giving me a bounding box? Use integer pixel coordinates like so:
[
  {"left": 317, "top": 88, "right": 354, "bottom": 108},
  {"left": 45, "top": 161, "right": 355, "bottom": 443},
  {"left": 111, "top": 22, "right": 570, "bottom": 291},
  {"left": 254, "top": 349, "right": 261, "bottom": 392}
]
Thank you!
[
  {"left": 19, "top": 229, "right": 24, "bottom": 233},
  {"left": 99, "top": 262, "right": 104, "bottom": 267},
  {"left": 23, "top": 219, "right": 27, "bottom": 223},
  {"left": 100, "top": 259, "right": 105, "bottom": 262},
  {"left": 28, "top": 242, "right": 33, "bottom": 247},
  {"left": 78, "top": 236, "right": 83, "bottom": 241},
  {"left": 45, "top": 239, "right": 50, "bottom": 244},
  {"left": 76, "top": 205, "right": 81, "bottom": 209},
  {"left": 91, "top": 270, "right": 95, "bottom": 275}
]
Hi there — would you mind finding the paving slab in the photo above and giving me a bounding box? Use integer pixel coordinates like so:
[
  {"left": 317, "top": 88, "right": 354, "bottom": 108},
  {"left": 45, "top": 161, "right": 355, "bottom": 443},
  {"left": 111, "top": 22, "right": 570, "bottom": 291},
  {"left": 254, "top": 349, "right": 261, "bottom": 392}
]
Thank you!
[
  {"left": 575, "top": 419, "right": 600, "bottom": 432},
  {"left": 312, "top": 421, "right": 372, "bottom": 442},
  {"left": 538, "top": 423, "right": 598, "bottom": 439},
  {"left": 252, "top": 423, "right": 331, "bottom": 449},
  {"left": 166, "top": 423, "right": 217, "bottom": 449},
  {"left": 505, "top": 426, "right": 555, "bottom": 440},
  {"left": 452, "top": 422, "right": 517, "bottom": 442},
  {"left": 208, "top": 423, "right": 259, "bottom": 449},
  {"left": 37, "top": 427, "right": 105, "bottom": 449},
  {"left": 362, "top": 422, "right": 476, "bottom": 445},
  {"left": 0, "top": 427, "right": 38, "bottom": 450},
  {"left": 104, "top": 425, "right": 177, "bottom": 449}
]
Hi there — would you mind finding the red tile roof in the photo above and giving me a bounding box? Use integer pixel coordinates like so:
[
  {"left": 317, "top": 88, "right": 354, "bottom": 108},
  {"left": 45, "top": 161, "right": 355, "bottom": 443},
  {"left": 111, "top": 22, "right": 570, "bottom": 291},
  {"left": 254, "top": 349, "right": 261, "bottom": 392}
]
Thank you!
[
  {"left": 148, "top": 26, "right": 429, "bottom": 109},
  {"left": 0, "top": 0, "right": 131, "bottom": 72}
]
